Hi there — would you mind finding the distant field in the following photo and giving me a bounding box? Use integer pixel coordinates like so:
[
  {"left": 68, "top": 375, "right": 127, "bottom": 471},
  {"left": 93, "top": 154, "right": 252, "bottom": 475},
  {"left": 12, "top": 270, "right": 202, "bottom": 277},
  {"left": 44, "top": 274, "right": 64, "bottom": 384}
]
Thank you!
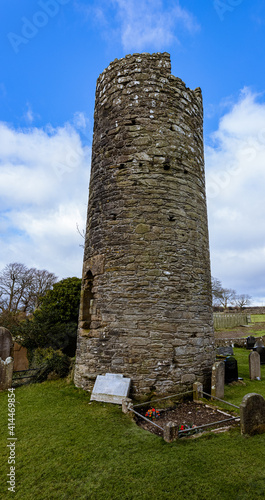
[{"left": 251, "top": 314, "right": 265, "bottom": 323}]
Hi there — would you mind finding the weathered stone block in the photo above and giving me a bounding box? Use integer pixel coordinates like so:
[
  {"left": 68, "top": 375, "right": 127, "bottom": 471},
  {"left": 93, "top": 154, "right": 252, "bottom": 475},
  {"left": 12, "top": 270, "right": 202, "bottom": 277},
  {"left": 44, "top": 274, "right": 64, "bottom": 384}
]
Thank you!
[
  {"left": 0, "top": 357, "right": 14, "bottom": 391},
  {"left": 163, "top": 421, "right": 179, "bottom": 442},
  {"left": 211, "top": 361, "right": 225, "bottom": 399},
  {"left": 193, "top": 381, "right": 203, "bottom": 400},
  {"left": 0, "top": 327, "right": 13, "bottom": 361},
  {"left": 249, "top": 351, "right": 261, "bottom": 380},
  {"left": 240, "top": 393, "right": 265, "bottom": 435}
]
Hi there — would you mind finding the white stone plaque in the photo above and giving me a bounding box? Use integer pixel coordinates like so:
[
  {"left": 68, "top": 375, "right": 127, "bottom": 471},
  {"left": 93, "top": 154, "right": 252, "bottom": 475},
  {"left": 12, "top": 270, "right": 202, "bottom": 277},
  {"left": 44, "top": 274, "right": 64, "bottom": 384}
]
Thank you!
[{"left": 90, "top": 373, "right": 131, "bottom": 404}]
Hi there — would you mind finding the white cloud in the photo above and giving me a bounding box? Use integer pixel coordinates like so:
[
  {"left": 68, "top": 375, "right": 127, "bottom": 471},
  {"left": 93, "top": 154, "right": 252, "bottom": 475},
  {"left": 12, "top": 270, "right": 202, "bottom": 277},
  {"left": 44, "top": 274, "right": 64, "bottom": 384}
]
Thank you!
[
  {"left": 0, "top": 121, "right": 90, "bottom": 279},
  {"left": 205, "top": 89, "right": 265, "bottom": 304},
  {"left": 78, "top": 0, "right": 199, "bottom": 52},
  {"left": 73, "top": 111, "right": 90, "bottom": 131},
  {"left": 115, "top": 0, "right": 200, "bottom": 51}
]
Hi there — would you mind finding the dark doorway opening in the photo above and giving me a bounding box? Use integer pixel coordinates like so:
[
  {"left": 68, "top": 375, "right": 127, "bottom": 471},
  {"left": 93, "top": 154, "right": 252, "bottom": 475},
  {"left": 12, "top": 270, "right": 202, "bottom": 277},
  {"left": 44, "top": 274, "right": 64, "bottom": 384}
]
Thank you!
[{"left": 80, "top": 271, "right": 94, "bottom": 329}]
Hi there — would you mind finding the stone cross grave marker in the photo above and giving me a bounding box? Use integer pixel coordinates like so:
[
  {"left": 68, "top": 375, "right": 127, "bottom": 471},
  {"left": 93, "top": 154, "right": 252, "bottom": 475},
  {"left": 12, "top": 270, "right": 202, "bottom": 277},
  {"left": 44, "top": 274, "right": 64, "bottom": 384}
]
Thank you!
[
  {"left": 0, "top": 327, "right": 12, "bottom": 361},
  {"left": 90, "top": 373, "right": 131, "bottom": 404},
  {"left": 249, "top": 351, "right": 261, "bottom": 380},
  {"left": 211, "top": 360, "right": 225, "bottom": 399},
  {"left": 240, "top": 393, "right": 265, "bottom": 435}
]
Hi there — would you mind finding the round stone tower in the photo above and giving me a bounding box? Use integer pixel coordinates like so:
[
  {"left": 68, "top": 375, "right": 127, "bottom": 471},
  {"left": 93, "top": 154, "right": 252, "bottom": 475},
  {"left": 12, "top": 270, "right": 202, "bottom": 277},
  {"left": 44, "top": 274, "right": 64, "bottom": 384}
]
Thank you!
[{"left": 74, "top": 52, "right": 215, "bottom": 397}]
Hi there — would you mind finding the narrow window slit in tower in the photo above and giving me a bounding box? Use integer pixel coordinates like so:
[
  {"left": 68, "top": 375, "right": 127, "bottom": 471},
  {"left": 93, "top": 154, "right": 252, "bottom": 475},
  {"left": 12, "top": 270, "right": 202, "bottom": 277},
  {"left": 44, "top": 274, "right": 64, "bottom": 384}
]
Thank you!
[
  {"left": 164, "top": 159, "right": 170, "bottom": 171},
  {"left": 119, "top": 164, "right": 125, "bottom": 169}
]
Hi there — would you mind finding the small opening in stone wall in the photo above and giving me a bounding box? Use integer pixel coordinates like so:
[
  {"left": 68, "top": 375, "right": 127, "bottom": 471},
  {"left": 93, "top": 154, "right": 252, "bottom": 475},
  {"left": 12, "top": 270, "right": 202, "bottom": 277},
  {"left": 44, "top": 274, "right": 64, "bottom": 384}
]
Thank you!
[
  {"left": 131, "top": 118, "right": 136, "bottom": 125},
  {"left": 80, "top": 270, "right": 94, "bottom": 330},
  {"left": 119, "top": 164, "right": 125, "bottom": 169},
  {"left": 168, "top": 214, "right": 175, "bottom": 221},
  {"left": 164, "top": 158, "right": 170, "bottom": 171},
  {"left": 139, "top": 162, "right": 143, "bottom": 167},
  {"left": 184, "top": 169, "right": 188, "bottom": 174},
  {"left": 110, "top": 213, "right": 117, "bottom": 220}
]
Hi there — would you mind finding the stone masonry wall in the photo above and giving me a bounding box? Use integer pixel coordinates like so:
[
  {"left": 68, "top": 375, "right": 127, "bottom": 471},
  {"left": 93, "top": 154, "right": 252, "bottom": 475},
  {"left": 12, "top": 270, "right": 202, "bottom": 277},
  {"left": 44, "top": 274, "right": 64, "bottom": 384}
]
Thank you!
[{"left": 74, "top": 52, "right": 215, "bottom": 397}]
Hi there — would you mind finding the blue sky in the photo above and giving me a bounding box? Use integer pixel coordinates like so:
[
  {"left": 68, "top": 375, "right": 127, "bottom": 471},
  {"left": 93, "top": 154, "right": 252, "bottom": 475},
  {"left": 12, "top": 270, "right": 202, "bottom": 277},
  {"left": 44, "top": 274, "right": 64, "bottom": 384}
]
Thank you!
[{"left": 1, "top": 0, "right": 265, "bottom": 304}]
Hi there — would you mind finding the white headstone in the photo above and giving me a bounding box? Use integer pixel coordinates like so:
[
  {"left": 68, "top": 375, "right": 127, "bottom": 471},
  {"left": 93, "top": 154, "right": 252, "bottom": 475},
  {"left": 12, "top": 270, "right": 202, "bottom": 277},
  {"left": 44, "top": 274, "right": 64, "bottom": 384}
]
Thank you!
[{"left": 90, "top": 373, "right": 131, "bottom": 404}]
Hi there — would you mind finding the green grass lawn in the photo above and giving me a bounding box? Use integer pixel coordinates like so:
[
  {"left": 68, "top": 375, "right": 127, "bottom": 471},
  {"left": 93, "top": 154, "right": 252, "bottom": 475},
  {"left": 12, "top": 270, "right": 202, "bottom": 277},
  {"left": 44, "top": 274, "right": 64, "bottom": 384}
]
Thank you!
[
  {"left": 251, "top": 314, "right": 265, "bottom": 323},
  {"left": 1, "top": 351, "right": 265, "bottom": 500}
]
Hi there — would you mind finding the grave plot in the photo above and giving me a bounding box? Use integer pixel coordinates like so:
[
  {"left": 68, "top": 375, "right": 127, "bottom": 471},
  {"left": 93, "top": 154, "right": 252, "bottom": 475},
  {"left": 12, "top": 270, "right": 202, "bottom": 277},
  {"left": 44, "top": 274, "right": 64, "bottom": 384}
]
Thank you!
[{"left": 132, "top": 397, "right": 240, "bottom": 438}]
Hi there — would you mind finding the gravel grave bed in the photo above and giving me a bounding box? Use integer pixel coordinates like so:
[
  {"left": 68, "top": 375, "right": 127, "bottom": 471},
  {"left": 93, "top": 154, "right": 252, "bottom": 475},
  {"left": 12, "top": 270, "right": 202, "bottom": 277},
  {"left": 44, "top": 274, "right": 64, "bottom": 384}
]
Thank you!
[{"left": 135, "top": 400, "right": 240, "bottom": 438}]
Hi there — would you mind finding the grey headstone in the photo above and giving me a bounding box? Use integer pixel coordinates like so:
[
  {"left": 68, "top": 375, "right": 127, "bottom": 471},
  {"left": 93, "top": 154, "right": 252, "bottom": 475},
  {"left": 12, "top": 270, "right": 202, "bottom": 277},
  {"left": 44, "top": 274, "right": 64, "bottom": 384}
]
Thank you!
[
  {"left": 0, "top": 357, "right": 14, "bottom": 391},
  {"left": 90, "top": 373, "right": 131, "bottom": 404},
  {"left": 217, "top": 346, "right": 234, "bottom": 357},
  {"left": 225, "top": 356, "right": 238, "bottom": 384},
  {"left": 249, "top": 351, "right": 261, "bottom": 380},
  {"left": 193, "top": 381, "right": 203, "bottom": 400},
  {"left": 211, "top": 361, "right": 225, "bottom": 399},
  {"left": 253, "top": 341, "right": 265, "bottom": 365},
  {"left": 254, "top": 339, "right": 264, "bottom": 348},
  {"left": 163, "top": 421, "right": 179, "bottom": 442},
  {"left": 246, "top": 336, "right": 256, "bottom": 349},
  {"left": 0, "top": 327, "right": 12, "bottom": 361},
  {"left": 240, "top": 393, "right": 265, "bottom": 435}
]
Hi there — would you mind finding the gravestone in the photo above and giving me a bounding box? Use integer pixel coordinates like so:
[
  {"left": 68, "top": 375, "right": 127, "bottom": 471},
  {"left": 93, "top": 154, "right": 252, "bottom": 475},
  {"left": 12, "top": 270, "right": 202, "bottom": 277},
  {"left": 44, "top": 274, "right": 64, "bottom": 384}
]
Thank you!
[
  {"left": 164, "top": 422, "right": 179, "bottom": 442},
  {"left": 240, "top": 393, "right": 265, "bottom": 435},
  {"left": 249, "top": 351, "right": 261, "bottom": 380},
  {"left": 90, "top": 373, "right": 131, "bottom": 404},
  {"left": 193, "top": 381, "right": 203, "bottom": 400},
  {"left": 254, "top": 340, "right": 265, "bottom": 365},
  {"left": 211, "top": 360, "right": 225, "bottom": 399},
  {"left": 217, "top": 346, "right": 234, "bottom": 357},
  {"left": 246, "top": 336, "right": 256, "bottom": 350},
  {"left": 225, "top": 356, "right": 238, "bottom": 384},
  {"left": 13, "top": 342, "right": 29, "bottom": 371},
  {"left": 0, "top": 327, "right": 12, "bottom": 361},
  {"left": 0, "top": 357, "right": 14, "bottom": 391}
]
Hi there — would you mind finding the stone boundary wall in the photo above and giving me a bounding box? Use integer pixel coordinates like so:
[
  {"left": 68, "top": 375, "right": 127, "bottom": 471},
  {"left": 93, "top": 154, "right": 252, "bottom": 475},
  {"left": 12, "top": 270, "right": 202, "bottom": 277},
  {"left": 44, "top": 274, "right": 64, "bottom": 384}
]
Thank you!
[
  {"left": 74, "top": 52, "right": 215, "bottom": 397},
  {"left": 245, "top": 308, "right": 265, "bottom": 315},
  {"left": 215, "top": 336, "right": 265, "bottom": 348}
]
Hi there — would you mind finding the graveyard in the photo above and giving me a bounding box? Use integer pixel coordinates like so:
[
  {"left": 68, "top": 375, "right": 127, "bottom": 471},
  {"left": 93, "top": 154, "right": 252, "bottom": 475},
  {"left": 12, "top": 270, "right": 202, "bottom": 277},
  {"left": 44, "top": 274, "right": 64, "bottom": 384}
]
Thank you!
[{"left": 1, "top": 343, "right": 265, "bottom": 499}]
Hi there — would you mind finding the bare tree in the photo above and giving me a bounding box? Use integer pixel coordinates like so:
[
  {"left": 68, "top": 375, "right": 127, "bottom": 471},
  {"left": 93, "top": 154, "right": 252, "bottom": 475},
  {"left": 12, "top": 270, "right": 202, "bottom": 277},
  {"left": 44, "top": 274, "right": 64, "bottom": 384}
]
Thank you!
[
  {"left": 76, "top": 223, "right": 85, "bottom": 248},
  {"left": 218, "top": 288, "right": 236, "bottom": 309},
  {"left": 211, "top": 277, "right": 237, "bottom": 309},
  {"left": 211, "top": 276, "right": 223, "bottom": 306},
  {"left": 235, "top": 294, "right": 251, "bottom": 309},
  {"left": 0, "top": 263, "right": 57, "bottom": 314}
]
